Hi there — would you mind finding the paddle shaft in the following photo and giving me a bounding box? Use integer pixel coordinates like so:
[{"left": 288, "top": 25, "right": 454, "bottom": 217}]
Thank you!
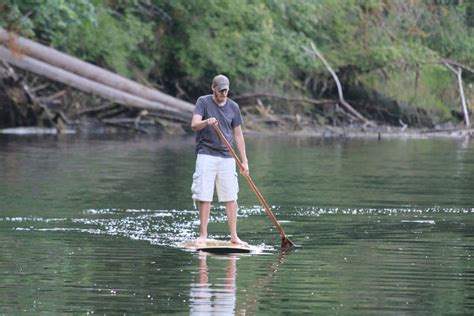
[{"left": 211, "top": 123, "right": 288, "bottom": 239}]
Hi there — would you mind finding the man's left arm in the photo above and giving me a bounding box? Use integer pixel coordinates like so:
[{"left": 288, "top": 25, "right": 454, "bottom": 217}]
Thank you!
[{"left": 233, "top": 125, "right": 249, "bottom": 177}]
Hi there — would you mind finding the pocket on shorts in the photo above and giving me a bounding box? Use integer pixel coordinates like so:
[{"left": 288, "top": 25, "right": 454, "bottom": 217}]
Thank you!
[
  {"left": 234, "top": 171, "right": 239, "bottom": 194},
  {"left": 191, "top": 172, "right": 201, "bottom": 197}
]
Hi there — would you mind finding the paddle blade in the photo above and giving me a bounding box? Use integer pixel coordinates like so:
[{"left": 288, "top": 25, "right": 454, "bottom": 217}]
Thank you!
[{"left": 281, "top": 236, "right": 295, "bottom": 249}]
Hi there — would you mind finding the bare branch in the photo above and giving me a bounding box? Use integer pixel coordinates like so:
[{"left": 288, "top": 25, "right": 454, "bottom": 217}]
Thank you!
[
  {"left": 443, "top": 62, "right": 471, "bottom": 128},
  {"left": 304, "top": 42, "right": 374, "bottom": 126},
  {"left": 441, "top": 58, "right": 474, "bottom": 74}
]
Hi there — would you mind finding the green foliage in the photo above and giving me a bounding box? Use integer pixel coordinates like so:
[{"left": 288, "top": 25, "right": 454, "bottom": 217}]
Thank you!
[
  {"left": 0, "top": 0, "right": 97, "bottom": 44},
  {"left": 421, "top": 3, "right": 474, "bottom": 62},
  {"left": 153, "top": 0, "right": 280, "bottom": 92},
  {"left": 60, "top": 8, "right": 154, "bottom": 77},
  {"left": 0, "top": 0, "right": 472, "bottom": 120},
  {"left": 359, "top": 64, "right": 456, "bottom": 119},
  {"left": 0, "top": 1, "right": 153, "bottom": 77}
]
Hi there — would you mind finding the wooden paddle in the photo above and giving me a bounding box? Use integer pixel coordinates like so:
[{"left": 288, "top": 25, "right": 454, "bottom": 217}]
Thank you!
[{"left": 211, "top": 123, "right": 295, "bottom": 248}]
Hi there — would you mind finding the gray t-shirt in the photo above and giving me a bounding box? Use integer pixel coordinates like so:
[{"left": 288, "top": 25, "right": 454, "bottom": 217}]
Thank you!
[{"left": 193, "top": 95, "right": 243, "bottom": 157}]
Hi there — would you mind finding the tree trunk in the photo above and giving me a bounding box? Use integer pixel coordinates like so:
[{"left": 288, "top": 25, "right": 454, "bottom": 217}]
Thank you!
[
  {"left": 0, "top": 28, "right": 194, "bottom": 113},
  {"left": 0, "top": 46, "right": 190, "bottom": 122},
  {"left": 444, "top": 61, "right": 471, "bottom": 128},
  {"left": 456, "top": 67, "right": 470, "bottom": 128}
]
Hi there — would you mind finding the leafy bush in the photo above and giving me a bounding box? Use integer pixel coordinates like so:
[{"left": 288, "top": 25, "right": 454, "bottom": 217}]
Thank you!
[{"left": 0, "top": 0, "right": 471, "bottom": 119}]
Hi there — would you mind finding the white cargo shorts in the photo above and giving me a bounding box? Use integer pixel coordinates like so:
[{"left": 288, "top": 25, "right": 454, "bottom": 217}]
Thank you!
[{"left": 191, "top": 154, "right": 239, "bottom": 204}]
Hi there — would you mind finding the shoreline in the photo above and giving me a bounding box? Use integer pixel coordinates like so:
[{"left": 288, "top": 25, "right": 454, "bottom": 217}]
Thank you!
[
  {"left": 1, "top": 125, "right": 472, "bottom": 140},
  {"left": 245, "top": 126, "right": 474, "bottom": 140}
]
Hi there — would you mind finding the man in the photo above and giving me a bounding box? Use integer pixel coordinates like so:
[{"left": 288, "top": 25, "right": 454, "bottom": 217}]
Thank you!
[{"left": 191, "top": 74, "right": 249, "bottom": 246}]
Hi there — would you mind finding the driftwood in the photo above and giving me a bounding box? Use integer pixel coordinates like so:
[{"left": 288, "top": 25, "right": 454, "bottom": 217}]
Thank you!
[
  {"left": 39, "top": 89, "right": 66, "bottom": 103},
  {"left": 0, "top": 60, "right": 58, "bottom": 129},
  {"left": 0, "top": 46, "right": 190, "bottom": 122},
  {"left": 0, "top": 28, "right": 194, "bottom": 113},
  {"left": 75, "top": 103, "right": 118, "bottom": 116},
  {"left": 305, "top": 42, "right": 373, "bottom": 126},
  {"left": 0, "top": 28, "right": 193, "bottom": 134}
]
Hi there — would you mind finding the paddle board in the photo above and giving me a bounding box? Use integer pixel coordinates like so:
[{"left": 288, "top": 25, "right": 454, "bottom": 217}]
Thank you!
[{"left": 182, "top": 239, "right": 253, "bottom": 254}]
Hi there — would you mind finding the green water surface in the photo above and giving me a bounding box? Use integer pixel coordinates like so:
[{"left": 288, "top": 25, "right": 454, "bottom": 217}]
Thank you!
[{"left": 0, "top": 134, "right": 473, "bottom": 314}]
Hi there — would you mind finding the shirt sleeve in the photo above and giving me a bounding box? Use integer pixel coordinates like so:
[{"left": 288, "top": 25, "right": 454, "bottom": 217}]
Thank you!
[
  {"left": 232, "top": 103, "right": 243, "bottom": 128},
  {"left": 193, "top": 97, "right": 205, "bottom": 117}
]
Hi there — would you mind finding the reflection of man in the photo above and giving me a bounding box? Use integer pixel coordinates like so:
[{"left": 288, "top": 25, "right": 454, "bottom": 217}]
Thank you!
[
  {"left": 191, "top": 74, "right": 249, "bottom": 246},
  {"left": 189, "top": 252, "right": 237, "bottom": 314}
]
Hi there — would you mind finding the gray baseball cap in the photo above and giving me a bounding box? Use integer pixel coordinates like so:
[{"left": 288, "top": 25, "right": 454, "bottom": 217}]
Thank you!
[{"left": 212, "top": 74, "right": 230, "bottom": 91}]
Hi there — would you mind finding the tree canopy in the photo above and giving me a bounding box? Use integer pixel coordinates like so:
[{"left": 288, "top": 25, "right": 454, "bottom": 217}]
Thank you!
[{"left": 1, "top": 0, "right": 472, "bottom": 120}]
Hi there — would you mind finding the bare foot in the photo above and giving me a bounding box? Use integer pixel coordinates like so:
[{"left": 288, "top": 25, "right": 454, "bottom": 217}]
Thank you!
[
  {"left": 195, "top": 236, "right": 207, "bottom": 247},
  {"left": 230, "top": 237, "right": 248, "bottom": 247}
]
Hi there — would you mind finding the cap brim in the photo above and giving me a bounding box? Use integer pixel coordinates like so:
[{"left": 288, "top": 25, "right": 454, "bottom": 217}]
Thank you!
[{"left": 216, "top": 84, "right": 229, "bottom": 91}]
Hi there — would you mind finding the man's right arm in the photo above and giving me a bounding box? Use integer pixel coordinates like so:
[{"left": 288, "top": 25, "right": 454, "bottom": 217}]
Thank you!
[{"left": 191, "top": 115, "right": 217, "bottom": 132}]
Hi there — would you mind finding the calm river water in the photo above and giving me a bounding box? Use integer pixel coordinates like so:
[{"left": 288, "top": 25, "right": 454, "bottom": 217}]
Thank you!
[{"left": 0, "top": 134, "right": 473, "bottom": 314}]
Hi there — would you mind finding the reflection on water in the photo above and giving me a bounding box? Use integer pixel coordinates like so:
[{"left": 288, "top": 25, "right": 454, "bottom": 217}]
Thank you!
[
  {"left": 190, "top": 253, "right": 237, "bottom": 314},
  {"left": 0, "top": 135, "right": 473, "bottom": 314},
  {"left": 190, "top": 248, "right": 291, "bottom": 315}
]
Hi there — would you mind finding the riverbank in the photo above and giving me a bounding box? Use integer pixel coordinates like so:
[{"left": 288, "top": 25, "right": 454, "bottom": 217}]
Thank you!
[
  {"left": 1, "top": 123, "right": 472, "bottom": 139},
  {"left": 241, "top": 112, "right": 473, "bottom": 139},
  {"left": 246, "top": 125, "right": 474, "bottom": 139}
]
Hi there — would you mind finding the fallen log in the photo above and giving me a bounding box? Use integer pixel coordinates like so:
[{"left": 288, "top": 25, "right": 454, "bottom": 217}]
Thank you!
[
  {"left": 0, "top": 46, "right": 190, "bottom": 122},
  {"left": 0, "top": 28, "right": 194, "bottom": 113}
]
